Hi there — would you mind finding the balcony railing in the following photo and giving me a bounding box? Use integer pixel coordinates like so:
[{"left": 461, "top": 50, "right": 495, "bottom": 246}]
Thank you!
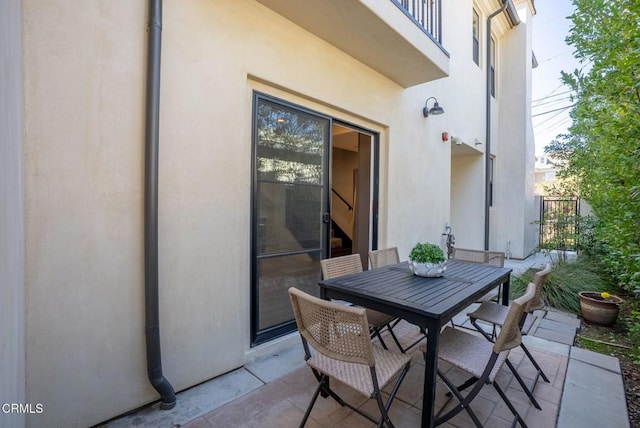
[{"left": 392, "top": 0, "right": 442, "bottom": 44}]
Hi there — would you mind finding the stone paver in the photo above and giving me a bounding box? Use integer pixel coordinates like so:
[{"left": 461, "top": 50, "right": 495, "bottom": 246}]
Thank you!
[
  {"left": 244, "top": 335, "right": 306, "bottom": 383},
  {"left": 522, "top": 334, "right": 571, "bottom": 357},
  {"left": 176, "top": 322, "right": 569, "bottom": 428},
  {"left": 545, "top": 310, "right": 581, "bottom": 328},
  {"left": 532, "top": 318, "right": 578, "bottom": 345},
  {"left": 106, "top": 368, "right": 264, "bottom": 428},
  {"left": 570, "top": 346, "right": 621, "bottom": 374},
  {"left": 557, "top": 358, "right": 630, "bottom": 428}
]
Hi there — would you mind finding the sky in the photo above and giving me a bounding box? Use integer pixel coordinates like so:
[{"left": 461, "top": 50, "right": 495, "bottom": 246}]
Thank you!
[{"left": 531, "top": 0, "right": 582, "bottom": 156}]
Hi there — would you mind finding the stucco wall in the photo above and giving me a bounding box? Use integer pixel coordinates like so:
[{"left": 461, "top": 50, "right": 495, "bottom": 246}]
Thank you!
[
  {"left": 445, "top": 0, "right": 519, "bottom": 251},
  {"left": 22, "top": 3, "right": 163, "bottom": 426},
  {"left": 441, "top": 0, "right": 487, "bottom": 148},
  {"left": 495, "top": 5, "right": 537, "bottom": 258},
  {"left": 451, "top": 155, "right": 485, "bottom": 247},
  {"left": 22, "top": 1, "right": 452, "bottom": 426},
  {"left": 0, "top": 1, "right": 26, "bottom": 427},
  {"left": 445, "top": 0, "right": 490, "bottom": 249},
  {"left": 520, "top": 6, "right": 539, "bottom": 256}
]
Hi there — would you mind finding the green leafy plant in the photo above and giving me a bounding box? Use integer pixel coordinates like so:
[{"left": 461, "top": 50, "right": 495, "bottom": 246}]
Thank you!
[
  {"left": 409, "top": 242, "right": 445, "bottom": 264},
  {"left": 626, "top": 304, "right": 640, "bottom": 364},
  {"left": 543, "top": 0, "right": 640, "bottom": 293},
  {"left": 510, "top": 256, "right": 608, "bottom": 314}
]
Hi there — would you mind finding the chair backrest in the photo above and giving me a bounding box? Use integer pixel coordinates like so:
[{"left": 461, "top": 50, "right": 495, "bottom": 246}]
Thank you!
[
  {"left": 493, "top": 282, "right": 536, "bottom": 353},
  {"left": 525, "top": 263, "right": 552, "bottom": 313},
  {"left": 288, "top": 287, "right": 375, "bottom": 366},
  {"left": 451, "top": 248, "right": 505, "bottom": 268},
  {"left": 320, "top": 254, "right": 363, "bottom": 280},
  {"left": 368, "top": 247, "right": 400, "bottom": 269}
]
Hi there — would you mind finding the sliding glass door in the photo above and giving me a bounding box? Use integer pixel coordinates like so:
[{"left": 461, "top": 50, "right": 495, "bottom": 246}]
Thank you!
[{"left": 251, "top": 94, "right": 330, "bottom": 344}]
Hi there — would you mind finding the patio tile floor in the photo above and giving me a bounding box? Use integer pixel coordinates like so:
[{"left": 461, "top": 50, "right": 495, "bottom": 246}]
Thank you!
[
  {"left": 104, "top": 253, "right": 630, "bottom": 428},
  {"left": 105, "top": 307, "right": 629, "bottom": 428},
  {"left": 180, "top": 322, "right": 569, "bottom": 428}
]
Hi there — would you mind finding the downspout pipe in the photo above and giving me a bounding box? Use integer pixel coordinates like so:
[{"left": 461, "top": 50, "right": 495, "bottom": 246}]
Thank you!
[
  {"left": 144, "top": 0, "right": 176, "bottom": 410},
  {"left": 484, "top": 0, "right": 519, "bottom": 250}
]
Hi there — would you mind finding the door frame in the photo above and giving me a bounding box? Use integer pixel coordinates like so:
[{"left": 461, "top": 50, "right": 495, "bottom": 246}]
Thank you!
[
  {"left": 331, "top": 121, "right": 381, "bottom": 264},
  {"left": 249, "top": 92, "right": 379, "bottom": 346}
]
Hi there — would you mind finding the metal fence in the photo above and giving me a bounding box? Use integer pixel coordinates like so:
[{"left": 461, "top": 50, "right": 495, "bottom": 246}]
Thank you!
[
  {"left": 393, "top": 0, "right": 442, "bottom": 43},
  {"left": 539, "top": 197, "right": 580, "bottom": 251}
]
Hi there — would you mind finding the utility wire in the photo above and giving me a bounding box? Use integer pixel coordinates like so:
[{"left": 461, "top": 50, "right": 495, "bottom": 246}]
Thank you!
[
  {"left": 531, "top": 105, "right": 575, "bottom": 118},
  {"left": 533, "top": 108, "right": 572, "bottom": 137},
  {"left": 534, "top": 108, "right": 570, "bottom": 129},
  {"left": 532, "top": 90, "right": 574, "bottom": 103},
  {"left": 535, "top": 114, "right": 572, "bottom": 136},
  {"left": 537, "top": 84, "right": 565, "bottom": 100},
  {"left": 532, "top": 85, "right": 572, "bottom": 108},
  {"left": 532, "top": 96, "right": 574, "bottom": 108},
  {"left": 536, "top": 50, "right": 574, "bottom": 64}
]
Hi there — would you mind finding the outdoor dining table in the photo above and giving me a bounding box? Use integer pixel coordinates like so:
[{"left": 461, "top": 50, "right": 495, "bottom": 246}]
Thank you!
[{"left": 318, "top": 259, "right": 512, "bottom": 428}]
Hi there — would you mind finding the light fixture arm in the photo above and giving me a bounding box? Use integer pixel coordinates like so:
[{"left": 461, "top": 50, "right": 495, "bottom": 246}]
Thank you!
[{"left": 423, "top": 96, "right": 445, "bottom": 117}]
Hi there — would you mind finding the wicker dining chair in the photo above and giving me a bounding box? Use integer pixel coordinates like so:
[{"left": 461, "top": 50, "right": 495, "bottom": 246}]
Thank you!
[
  {"left": 321, "top": 254, "right": 402, "bottom": 353},
  {"left": 525, "top": 262, "right": 553, "bottom": 313},
  {"left": 368, "top": 247, "right": 427, "bottom": 353},
  {"left": 451, "top": 247, "right": 505, "bottom": 267},
  {"left": 288, "top": 287, "right": 411, "bottom": 428},
  {"left": 435, "top": 282, "right": 537, "bottom": 427},
  {"left": 368, "top": 247, "right": 400, "bottom": 270},
  {"left": 450, "top": 247, "right": 506, "bottom": 303},
  {"left": 466, "top": 263, "right": 553, "bottom": 408}
]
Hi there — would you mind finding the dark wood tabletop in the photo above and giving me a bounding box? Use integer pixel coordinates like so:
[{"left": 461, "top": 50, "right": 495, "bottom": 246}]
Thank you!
[{"left": 318, "top": 259, "right": 512, "bottom": 428}]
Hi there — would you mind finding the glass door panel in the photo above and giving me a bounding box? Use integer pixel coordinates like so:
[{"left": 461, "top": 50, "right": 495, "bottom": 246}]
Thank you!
[
  {"left": 257, "top": 182, "right": 323, "bottom": 253},
  {"left": 252, "top": 95, "right": 330, "bottom": 344},
  {"left": 256, "top": 253, "right": 321, "bottom": 330}
]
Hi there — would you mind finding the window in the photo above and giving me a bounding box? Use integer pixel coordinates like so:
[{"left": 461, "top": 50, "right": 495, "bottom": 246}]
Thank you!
[
  {"left": 472, "top": 9, "right": 480, "bottom": 65},
  {"left": 490, "top": 37, "right": 496, "bottom": 97}
]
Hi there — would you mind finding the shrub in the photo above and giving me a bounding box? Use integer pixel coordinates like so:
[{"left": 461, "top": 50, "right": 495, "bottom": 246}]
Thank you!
[
  {"left": 626, "top": 304, "right": 640, "bottom": 364},
  {"left": 510, "top": 256, "right": 609, "bottom": 314}
]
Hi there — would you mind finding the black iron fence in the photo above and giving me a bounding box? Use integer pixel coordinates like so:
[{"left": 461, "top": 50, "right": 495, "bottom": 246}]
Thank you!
[
  {"left": 539, "top": 197, "right": 580, "bottom": 251},
  {"left": 392, "top": 0, "right": 442, "bottom": 43}
]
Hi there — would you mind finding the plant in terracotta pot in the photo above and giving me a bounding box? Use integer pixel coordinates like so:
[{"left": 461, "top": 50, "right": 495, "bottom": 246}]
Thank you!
[
  {"left": 578, "top": 291, "right": 624, "bottom": 326},
  {"left": 408, "top": 242, "right": 447, "bottom": 277}
]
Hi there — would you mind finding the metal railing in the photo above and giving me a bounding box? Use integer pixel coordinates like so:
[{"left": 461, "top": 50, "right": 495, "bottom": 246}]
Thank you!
[
  {"left": 539, "top": 197, "right": 580, "bottom": 251},
  {"left": 332, "top": 188, "right": 353, "bottom": 211},
  {"left": 392, "top": 0, "right": 442, "bottom": 44}
]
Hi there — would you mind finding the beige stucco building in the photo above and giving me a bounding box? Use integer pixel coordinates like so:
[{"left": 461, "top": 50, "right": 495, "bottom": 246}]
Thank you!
[
  {"left": 1, "top": 0, "right": 537, "bottom": 426},
  {"left": 535, "top": 154, "right": 559, "bottom": 195}
]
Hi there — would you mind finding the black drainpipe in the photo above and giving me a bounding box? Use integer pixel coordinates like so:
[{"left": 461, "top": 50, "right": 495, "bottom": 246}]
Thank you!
[
  {"left": 144, "top": 0, "right": 176, "bottom": 410},
  {"left": 484, "top": 0, "right": 519, "bottom": 250}
]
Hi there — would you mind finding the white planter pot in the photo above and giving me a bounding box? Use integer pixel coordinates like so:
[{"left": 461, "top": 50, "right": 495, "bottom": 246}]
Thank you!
[{"left": 409, "top": 260, "right": 447, "bottom": 277}]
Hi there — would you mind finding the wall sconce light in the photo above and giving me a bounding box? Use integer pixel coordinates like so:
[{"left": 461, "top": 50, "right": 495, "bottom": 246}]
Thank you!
[{"left": 423, "top": 97, "right": 445, "bottom": 117}]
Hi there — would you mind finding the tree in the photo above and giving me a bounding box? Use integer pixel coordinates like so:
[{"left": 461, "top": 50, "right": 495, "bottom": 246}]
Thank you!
[{"left": 546, "top": 0, "right": 640, "bottom": 292}]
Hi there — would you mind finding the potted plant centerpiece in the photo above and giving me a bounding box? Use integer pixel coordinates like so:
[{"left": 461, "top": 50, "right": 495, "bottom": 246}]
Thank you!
[
  {"left": 409, "top": 242, "right": 447, "bottom": 277},
  {"left": 578, "top": 291, "right": 624, "bottom": 326}
]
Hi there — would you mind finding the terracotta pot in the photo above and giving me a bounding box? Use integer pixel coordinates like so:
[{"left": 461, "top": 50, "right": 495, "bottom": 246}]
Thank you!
[{"left": 578, "top": 291, "right": 623, "bottom": 326}]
